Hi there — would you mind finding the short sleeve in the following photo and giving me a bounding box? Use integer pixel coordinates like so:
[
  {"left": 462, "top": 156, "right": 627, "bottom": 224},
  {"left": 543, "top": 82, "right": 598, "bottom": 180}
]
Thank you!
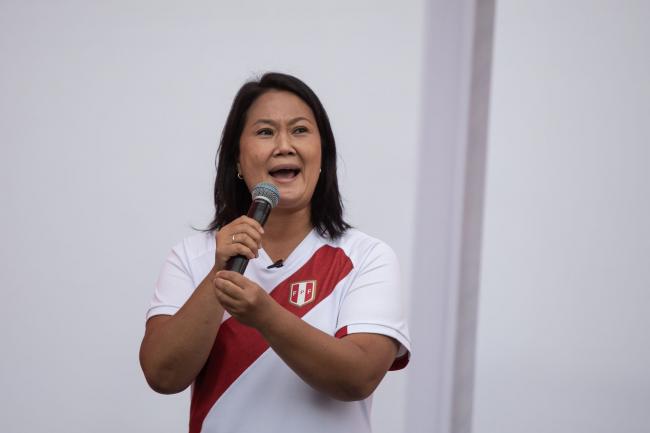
[
  {"left": 335, "top": 241, "right": 411, "bottom": 370},
  {"left": 146, "top": 246, "right": 196, "bottom": 320}
]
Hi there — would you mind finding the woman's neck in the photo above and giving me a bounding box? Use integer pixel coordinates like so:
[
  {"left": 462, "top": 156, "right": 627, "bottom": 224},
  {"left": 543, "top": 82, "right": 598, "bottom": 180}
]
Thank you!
[{"left": 262, "top": 206, "right": 313, "bottom": 262}]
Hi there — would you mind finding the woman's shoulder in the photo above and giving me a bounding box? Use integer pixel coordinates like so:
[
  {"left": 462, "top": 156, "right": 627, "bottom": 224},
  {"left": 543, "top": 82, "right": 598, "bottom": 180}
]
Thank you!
[
  {"left": 170, "top": 230, "right": 216, "bottom": 264},
  {"left": 324, "top": 228, "right": 396, "bottom": 262}
]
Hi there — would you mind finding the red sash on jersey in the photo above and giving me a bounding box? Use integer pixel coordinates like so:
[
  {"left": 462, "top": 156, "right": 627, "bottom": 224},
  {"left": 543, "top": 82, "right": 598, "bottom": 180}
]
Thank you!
[{"left": 189, "top": 245, "right": 353, "bottom": 433}]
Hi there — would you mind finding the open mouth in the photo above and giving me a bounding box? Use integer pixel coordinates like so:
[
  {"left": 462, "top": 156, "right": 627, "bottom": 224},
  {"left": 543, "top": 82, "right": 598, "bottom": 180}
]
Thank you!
[{"left": 269, "top": 167, "right": 300, "bottom": 180}]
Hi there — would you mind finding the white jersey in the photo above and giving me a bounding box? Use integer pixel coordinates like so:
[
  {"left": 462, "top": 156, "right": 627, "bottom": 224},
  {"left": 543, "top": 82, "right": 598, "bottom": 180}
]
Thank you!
[{"left": 147, "top": 228, "right": 411, "bottom": 433}]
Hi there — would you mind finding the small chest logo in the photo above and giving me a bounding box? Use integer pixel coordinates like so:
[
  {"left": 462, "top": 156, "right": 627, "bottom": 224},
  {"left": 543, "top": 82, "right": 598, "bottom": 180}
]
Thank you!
[{"left": 289, "top": 280, "right": 317, "bottom": 307}]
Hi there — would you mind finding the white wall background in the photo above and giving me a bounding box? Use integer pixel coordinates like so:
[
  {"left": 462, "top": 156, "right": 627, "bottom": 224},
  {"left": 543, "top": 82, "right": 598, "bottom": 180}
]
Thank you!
[
  {"left": 0, "top": 1, "right": 425, "bottom": 432},
  {"left": 473, "top": 1, "right": 650, "bottom": 432},
  {"left": 7, "top": 2, "right": 647, "bottom": 432}
]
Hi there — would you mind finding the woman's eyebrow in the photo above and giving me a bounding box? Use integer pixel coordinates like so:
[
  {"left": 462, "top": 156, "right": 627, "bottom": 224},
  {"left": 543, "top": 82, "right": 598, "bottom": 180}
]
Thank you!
[
  {"left": 288, "top": 116, "right": 313, "bottom": 125},
  {"left": 252, "top": 117, "right": 313, "bottom": 126},
  {"left": 252, "top": 119, "right": 277, "bottom": 127}
]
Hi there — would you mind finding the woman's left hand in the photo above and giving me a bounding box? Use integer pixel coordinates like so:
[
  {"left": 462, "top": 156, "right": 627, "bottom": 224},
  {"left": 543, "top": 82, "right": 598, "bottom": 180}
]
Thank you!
[
  {"left": 213, "top": 271, "right": 276, "bottom": 328},
  {"left": 213, "top": 271, "right": 397, "bottom": 401}
]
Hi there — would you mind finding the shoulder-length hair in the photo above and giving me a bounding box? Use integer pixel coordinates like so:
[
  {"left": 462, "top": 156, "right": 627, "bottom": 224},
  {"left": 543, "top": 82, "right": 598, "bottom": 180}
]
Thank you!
[{"left": 205, "top": 72, "right": 350, "bottom": 239}]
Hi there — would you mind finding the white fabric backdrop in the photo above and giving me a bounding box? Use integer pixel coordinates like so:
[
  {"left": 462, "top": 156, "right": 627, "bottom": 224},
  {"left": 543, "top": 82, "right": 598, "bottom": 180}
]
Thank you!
[{"left": 0, "top": 1, "right": 424, "bottom": 432}]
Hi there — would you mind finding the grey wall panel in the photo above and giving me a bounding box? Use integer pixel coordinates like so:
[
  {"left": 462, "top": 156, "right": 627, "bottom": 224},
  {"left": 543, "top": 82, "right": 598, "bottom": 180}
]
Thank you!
[{"left": 406, "top": 1, "right": 494, "bottom": 432}]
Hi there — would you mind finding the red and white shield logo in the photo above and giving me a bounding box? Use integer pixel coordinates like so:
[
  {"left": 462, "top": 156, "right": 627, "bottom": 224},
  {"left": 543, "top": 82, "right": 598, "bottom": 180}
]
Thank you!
[{"left": 289, "top": 280, "right": 317, "bottom": 307}]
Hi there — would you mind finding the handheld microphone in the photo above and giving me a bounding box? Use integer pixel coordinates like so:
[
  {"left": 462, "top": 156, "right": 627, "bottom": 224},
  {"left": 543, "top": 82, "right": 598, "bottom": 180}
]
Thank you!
[{"left": 226, "top": 182, "right": 280, "bottom": 274}]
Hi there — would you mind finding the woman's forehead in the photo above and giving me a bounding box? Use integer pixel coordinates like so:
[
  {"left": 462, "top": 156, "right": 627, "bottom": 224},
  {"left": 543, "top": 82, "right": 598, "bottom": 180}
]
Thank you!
[{"left": 246, "top": 90, "right": 315, "bottom": 122}]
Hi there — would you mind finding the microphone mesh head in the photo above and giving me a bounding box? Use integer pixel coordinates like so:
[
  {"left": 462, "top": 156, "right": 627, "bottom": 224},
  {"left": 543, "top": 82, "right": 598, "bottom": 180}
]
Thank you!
[{"left": 252, "top": 182, "right": 280, "bottom": 208}]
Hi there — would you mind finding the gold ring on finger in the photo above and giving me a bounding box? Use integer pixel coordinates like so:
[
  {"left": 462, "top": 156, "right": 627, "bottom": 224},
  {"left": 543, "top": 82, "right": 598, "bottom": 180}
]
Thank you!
[{"left": 232, "top": 233, "right": 237, "bottom": 243}]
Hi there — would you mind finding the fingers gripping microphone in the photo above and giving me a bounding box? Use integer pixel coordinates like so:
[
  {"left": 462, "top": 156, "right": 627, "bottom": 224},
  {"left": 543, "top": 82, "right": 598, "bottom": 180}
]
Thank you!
[{"left": 226, "top": 182, "right": 280, "bottom": 274}]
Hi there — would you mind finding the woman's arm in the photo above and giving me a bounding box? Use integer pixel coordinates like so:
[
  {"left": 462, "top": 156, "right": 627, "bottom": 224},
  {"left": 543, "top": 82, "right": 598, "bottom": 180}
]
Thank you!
[
  {"left": 214, "top": 270, "right": 399, "bottom": 401},
  {"left": 139, "top": 268, "right": 224, "bottom": 394},
  {"left": 139, "top": 216, "right": 264, "bottom": 394}
]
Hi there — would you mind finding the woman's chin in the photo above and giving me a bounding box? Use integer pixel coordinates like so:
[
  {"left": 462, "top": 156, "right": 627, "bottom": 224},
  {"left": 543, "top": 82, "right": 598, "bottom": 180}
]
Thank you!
[
  {"left": 274, "top": 195, "right": 311, "bottom": 213},
  {"left": 274, "top": 184, "right": 301, "bottom": 201}
]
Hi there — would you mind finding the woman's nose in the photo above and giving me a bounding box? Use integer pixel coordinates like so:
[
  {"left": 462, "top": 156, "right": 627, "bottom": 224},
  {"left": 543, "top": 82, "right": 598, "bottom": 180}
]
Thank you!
[{"left": 274, "top": 131, "right": 295, "bottom": 154}]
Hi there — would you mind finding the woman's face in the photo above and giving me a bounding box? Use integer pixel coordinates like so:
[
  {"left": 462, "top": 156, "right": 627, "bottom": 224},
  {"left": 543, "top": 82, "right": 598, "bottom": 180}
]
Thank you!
[{"left": 238, "top": 90, "right": 322, "bottom": 212}]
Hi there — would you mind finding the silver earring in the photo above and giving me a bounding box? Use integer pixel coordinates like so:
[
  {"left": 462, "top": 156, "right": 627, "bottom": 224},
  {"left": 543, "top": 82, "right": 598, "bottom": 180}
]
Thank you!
[{"left": 237, "top": 172, "right": 243, "bottom": 180}]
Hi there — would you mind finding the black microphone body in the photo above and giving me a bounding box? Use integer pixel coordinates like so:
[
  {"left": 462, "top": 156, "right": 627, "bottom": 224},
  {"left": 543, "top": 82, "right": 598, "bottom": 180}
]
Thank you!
[{"left": 226, "top": 183, "right": 279, "bottom": 274}]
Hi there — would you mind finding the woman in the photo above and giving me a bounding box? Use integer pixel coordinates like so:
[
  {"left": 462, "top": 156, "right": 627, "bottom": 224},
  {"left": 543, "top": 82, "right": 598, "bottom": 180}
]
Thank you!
[{"left": 140, "top": 72, "right": 410, "bottom": 433}]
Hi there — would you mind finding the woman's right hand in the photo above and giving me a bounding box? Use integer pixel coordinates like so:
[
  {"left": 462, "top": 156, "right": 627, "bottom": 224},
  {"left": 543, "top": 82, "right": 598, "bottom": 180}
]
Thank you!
[{"left": 214, "top": 216, "right": 264, "bottom": 271}]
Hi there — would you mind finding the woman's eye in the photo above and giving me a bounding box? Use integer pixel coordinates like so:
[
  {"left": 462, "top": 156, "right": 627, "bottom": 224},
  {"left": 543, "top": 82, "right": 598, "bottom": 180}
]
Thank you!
[
  {"left": 256, "top": 128, "right": 273, "bottom": 136},
  {"left": 293, "top": 126, "right": 308, "bottom": 134}
]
